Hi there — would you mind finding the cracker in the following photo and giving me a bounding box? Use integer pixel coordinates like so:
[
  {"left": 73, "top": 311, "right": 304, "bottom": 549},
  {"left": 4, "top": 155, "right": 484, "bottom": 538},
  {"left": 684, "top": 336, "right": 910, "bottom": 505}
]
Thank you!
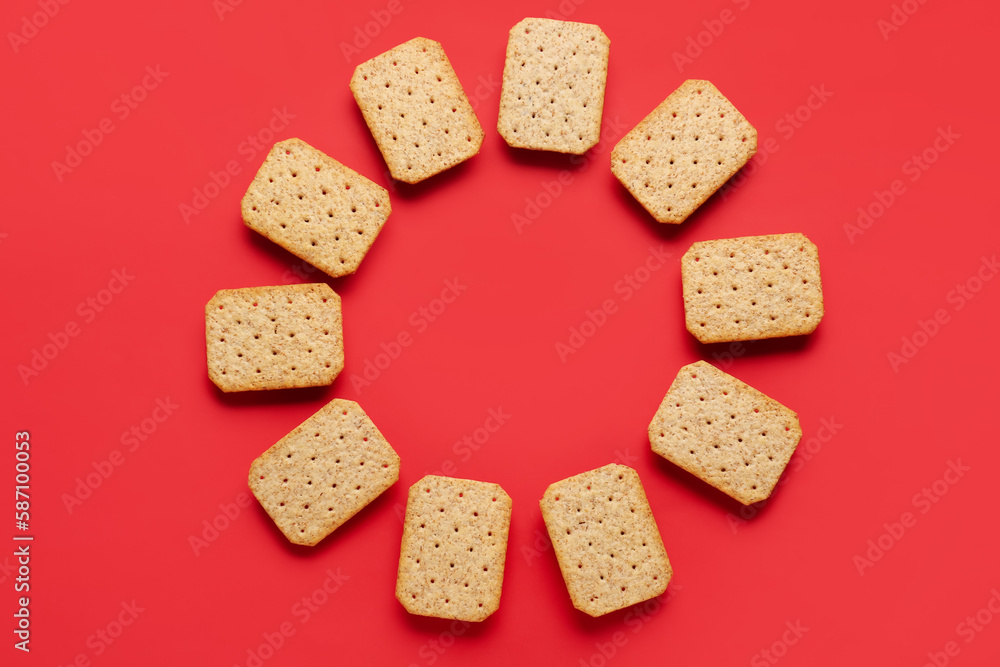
[
  {"left": 497, "top": 17, "right": 610, "bottom": 154},
  {"left": 396, "top": 476, "right": 512, "bottom": 622},
  {"left": 648, "top": 361, "right": 802, "bottom": 505},
  {"left": 241, "top": 138, "right": 391, "bottom": 278},
  {"left": 350, "top": 37, "right": 485, "bottom": 184},
  {"left": 248, "top": 399, "right": 400, "bottom": 546},
  {"left": 540, "top": 464, "right": 672, "bottom": 617},
  {"left": 205, "top": 283, "right": 344, "bottom": 392},
  {"left": 610, "top": 79, "right": 757, "bottom": 223},
  {"left": 682, "top": 233, "right": 824, "bottom": 344}
]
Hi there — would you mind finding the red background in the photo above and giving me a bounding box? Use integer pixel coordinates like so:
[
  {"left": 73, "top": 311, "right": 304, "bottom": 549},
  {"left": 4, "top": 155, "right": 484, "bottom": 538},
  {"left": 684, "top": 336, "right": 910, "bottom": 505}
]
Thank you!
[{"left": 3, "top": 0, "right": 999, "bottom": 665}]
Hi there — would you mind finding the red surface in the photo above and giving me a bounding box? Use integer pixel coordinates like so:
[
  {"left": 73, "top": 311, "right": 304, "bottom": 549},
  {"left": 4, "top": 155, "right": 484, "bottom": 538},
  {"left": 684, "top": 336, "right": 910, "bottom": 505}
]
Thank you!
[{"left": 3, "top": 0, "right": 999, "bottom": 665}]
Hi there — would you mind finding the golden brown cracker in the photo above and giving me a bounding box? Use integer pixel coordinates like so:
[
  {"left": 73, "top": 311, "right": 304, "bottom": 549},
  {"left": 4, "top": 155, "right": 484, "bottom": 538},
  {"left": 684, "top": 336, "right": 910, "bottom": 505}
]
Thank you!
[
  {"left": 611, "top": 79, "right": 756, "bottom": 223},
  {"left": 396, "top": 475, "right": 512, "bottom": 622},
  {"left": 682, "top": 233, "right": 824, "bottom": 343},
  {"left": 241, "top": 138, "right": 391, "bottom": 278},
  {"left": 497, "top": 17, "right": 610, "bottom": 154},
  {"left": 205, "top": 283, "right": 343, "bottom": 392},
  {"left": 648, "top": 361, "right": 802, "bottom": 505},
  {"left": 540, "top": 464, "right": 672, "bottom": 617},
  {"left": 249, "top": 399, "right": 400, "bottom": 546},
  {"left": 350, "top": 37, "right": 484, "bottom": 184}
]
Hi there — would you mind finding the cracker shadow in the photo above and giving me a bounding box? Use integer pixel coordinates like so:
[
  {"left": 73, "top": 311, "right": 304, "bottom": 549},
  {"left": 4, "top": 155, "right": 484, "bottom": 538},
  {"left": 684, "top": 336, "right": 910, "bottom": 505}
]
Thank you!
[
  {"left": 208, "top": 375, "right": 333, "bottom": 407},
  {"left": 683, "top": 329, "right": 819, "bottom": 363},
  {"left": 242, "top": 224, "right": 360, "bottom": 293},
  {"left": 250, "top": 485, "right": 398, "bottom": 559},
  {"left": 390, "top": 157, "right": 479, "bottom": 201},
  {"left": 648, "top": 447, "right": 752, "bottom": 517},
  {"left": 609, "top": 177, "right": 690, "bottom": 243},
  {"left": 608, "top": 172, "right": 748, "bottom": 243},
  {"left": 529, "top": 513, "right": 678, "bottom": 632},
  {"left": 346, "top": 99, "right": 482, "bottom": 202},
  {"left": 499, "top": 138, "right": 589, "bottom": 173},
  {"left": 568, "top": 583, "right": 679, "bottom": 634},
  {"left": 395, "top": 604, "right": 495, "bottom": 638}
]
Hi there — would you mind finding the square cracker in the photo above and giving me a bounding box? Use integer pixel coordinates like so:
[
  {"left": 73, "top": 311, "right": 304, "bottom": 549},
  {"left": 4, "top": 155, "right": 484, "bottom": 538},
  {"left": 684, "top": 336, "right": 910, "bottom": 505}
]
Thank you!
[
  {"left": 610, "top": 79, "right": 756, "bottom": 223},
  {"left": 540, "top": 464, "right": 672, "bottom": 617},
  {"left": 497, "top": 17, "right": 610, "bottom": 154},
  {"left": 249, "top": 399, "right": 400, "bottom": 546},
  {"left": 241, "top": 138, "right": 391, "bottom": 278},
  {"left": 205, "top": 283, "right": 344, "bottom": 392},
  {"left": 350, "top": 37, "right": 484, "bottom": 184},
  {"left": 396, "top": 475, "right": 512, "bottom": 622},
  {"left": 648, "top": 360, "right": 802, "bottom": 505},
  {"left": 682, "top": 232, "right": 824, "bottom": 344}
]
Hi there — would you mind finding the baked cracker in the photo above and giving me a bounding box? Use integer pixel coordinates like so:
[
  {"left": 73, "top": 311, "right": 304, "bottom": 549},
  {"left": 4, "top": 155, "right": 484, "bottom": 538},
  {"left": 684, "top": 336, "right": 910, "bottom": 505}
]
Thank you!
[
  {"left": 241, "top": 138, "right": 391, "bottom": 278},
  {"left": 648, "top": 360, "right": 802, "bottom": 505},
  {"left": 497, "top": 17, "right": 610, "bottom": 154},
  {"left": 611, "top": 79, "right": 756, "bottom": 223},
  {"left": 249, "top": 399, "right": 400, "bottom": 546},
  {"left": 396, "top": 475, "right": 512, "bottom": 622},
  {"left": 682, "top": 233, "right": 824, "bottom": 343},
  {"left": 540, "top": 464, "right": 672, "bottom": 617},
  {"left": 205, "top": 283, "right": 343, "bottom": 392},
  {"left": 350, "top": 37, "right": 484, "bottom": 184}
]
